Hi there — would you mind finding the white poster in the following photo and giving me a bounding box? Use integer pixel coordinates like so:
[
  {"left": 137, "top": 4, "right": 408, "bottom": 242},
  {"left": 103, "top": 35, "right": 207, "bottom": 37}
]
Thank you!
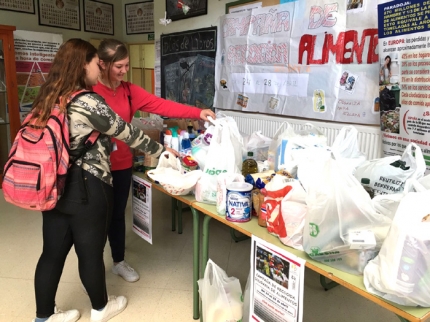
[
  {"left": 215, "top": 1, "right": 380, "bottom": 124},
  {"left": 378, "top": 0, "right": 430, "bottom": 172},
  {"left": 132, "top": 175, "right": 153, "bottom": 244},
  {"left": 13, "top": 30, "right": 63, "bottom": 122},
  {"left": 250, "top": 236, "right": 306, "bottom": 322}
]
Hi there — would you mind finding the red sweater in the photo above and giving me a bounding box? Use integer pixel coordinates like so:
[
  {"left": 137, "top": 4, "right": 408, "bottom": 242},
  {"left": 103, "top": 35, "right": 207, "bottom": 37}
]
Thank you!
[{"left": 92, "top": 81, "right": 202, "bottom": 170}]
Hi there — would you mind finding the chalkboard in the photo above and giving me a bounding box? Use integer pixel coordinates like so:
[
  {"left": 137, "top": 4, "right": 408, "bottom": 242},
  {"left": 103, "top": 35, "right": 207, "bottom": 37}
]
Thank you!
[{"left": 161, "top": 26, "right": 217, "bottom": 108}]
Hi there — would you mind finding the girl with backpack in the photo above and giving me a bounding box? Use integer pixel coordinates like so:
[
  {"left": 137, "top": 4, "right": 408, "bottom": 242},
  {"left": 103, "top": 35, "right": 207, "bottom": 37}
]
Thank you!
[
  {"left": 93, "top": 39, "right": 215, "bottom": 282},
  {"left": 30, "top": 38, "right": 177, "bottom": 322}
]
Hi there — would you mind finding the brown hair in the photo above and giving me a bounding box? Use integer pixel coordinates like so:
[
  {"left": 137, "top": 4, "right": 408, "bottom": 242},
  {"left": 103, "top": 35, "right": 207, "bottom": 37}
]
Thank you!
[
  {"left": 31, "top": 38, "right": 97, "bottom": 125},
  {"left": 97, "top": 39, "right": 128, "bottom": 89}
]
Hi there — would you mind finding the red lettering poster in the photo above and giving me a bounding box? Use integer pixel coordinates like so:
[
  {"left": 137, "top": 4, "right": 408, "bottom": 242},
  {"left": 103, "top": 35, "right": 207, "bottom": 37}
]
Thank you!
[{"left": 215, "top": 1, "right": 379, "bottom": 124}]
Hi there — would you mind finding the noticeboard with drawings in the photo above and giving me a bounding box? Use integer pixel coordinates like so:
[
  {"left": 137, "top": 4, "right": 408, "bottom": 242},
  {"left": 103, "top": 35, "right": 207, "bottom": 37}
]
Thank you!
[{"left": 161, "top": 26, "right": 216, "bottom": 109}]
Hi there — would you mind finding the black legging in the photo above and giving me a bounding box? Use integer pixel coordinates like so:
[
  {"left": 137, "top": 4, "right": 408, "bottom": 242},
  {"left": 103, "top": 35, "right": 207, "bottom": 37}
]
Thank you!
[
  {"left": 108, "top": 167, "right": 132, "bottom": 263},
  {"left": 34, "top": 171, "right": 113, "bottom": 318}
]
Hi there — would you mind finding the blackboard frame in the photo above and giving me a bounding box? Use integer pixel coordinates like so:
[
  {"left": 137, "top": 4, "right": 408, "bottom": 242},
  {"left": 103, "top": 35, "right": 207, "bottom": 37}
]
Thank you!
[{"left": 165, "top": 0, "right": 207, "bottom": 21}]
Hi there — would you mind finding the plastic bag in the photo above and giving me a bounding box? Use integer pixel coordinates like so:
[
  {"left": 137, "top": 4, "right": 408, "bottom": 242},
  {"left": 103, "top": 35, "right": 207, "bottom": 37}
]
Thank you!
[
  {"left": 195, "top": 115, "right": 244, "bottom": 204},
  {"left": 197, "top": 259, "right": 243, "bottom": 322},
  {"left": 244, "top": 131, "right": 272, "bottom": 162},
  {"left": 262, "top": 175, "right": 293, "bottom": 238},
  {"left": 364, "top": 190, "right": 430, "bottom": 307},
  {"left": 354, "top": 143, "right": 426, "bottom": 196},
  {"left": 279, "top": 181, "right": 307, "bottom": 250},
  {"left": 330, "top": 125, "right": 367, "bottom": 173},
  {"left": 147, "top": 151, "right": 202, "bottom": 195},
  {"left": 267, "top": 122, "right": 296, "bottom": 171},
  {"left": 303, "top": 154, "right": 392, "bottom": 275}
]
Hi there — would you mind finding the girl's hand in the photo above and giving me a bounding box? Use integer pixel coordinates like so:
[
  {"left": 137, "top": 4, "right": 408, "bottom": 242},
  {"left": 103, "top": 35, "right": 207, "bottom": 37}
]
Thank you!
[
  {"left": 165, "top": 147, "right": 180, "bottom": 157},
  {"left": 199, "top": 109, "right": 216, "bottom": 121}
]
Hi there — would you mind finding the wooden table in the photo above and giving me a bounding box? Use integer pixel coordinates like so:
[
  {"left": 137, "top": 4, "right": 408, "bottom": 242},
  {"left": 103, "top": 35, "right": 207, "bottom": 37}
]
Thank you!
[{"left": 133, "top": 172, "right": 430, "bottom": 322}]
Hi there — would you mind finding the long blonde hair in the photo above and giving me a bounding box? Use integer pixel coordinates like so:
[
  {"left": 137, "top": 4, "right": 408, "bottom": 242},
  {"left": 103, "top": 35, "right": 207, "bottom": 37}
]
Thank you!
[{"left": 31, "top": 38, "right": 98, "bottom": 125}]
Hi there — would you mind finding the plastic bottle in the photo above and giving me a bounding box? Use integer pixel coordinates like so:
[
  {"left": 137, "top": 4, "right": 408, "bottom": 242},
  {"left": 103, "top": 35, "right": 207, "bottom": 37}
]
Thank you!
[
  {"left": 171, "top": 131, "right": 179, "bottom": 152},
  {"left": 181, "top": 132, "right": 192, "bottom": 154},
  {"left": 361, "top": 178, "right": 374, "bottom": 198},
  {"left": 242, "top": 152, "right": 258, "bottom": 178}
]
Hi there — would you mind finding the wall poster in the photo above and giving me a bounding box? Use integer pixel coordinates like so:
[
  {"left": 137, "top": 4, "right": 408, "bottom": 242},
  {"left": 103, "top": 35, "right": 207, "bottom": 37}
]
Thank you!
[
  {"left": 38, "top": 0, "right": 80, "bottom": 31},
  {"left": 215, "top": 1, "right": 380, "bottom": 125},
  {"left": 125, "top": 1, "right": 154, "bottom": 35},
  {"left": 132, "top": 175, "right": 153, "bottom": 244},
  {"left": 0, "top": 0, "right": 35, "bottom": 14},
  {"left": 13, "top": 30, "right": 63, "bottom": 122},
  {"left": 83, "top": 0, "right": 114, "bottom": 35},
  {"left": 165, "top": 0, "right": 208, "bottom": 21},
  {"left": 160, "top": 26, "right": 217, "bottom": 109},
  {"left": 378, "top": 0, "right": 430, "bottom": 171}
]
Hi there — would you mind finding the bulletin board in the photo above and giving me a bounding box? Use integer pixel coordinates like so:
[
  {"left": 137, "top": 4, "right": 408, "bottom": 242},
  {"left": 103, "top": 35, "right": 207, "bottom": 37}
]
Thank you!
[
  {"left": 215, "top": 0, "right": 380, "bottom": 125},
  {"left": 160, "top": 26, "right": 217, "bottom": 109}
]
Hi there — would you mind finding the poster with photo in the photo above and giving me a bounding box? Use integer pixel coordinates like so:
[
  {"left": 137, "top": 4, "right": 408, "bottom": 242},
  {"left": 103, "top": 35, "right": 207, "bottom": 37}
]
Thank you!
[
  {"left": 132, "top": 175, "right": 153, "bottom": 244},
  {"left": 0, "top": 0, "right": 35, "bottom": 14},
  {"left": 83, "top": 0, "right": 114, "bottom": 35},
  {"left": 38, "top": 0, "right": 80, "bottom": 31},
  {"left": 250, "top": 236, "right": 305, "bottom": 322},
  {"left": 13, "top": 30, "right": 62, "bottom": 122},
  {"left": 215, "top": 1, "right": 380, "bottom": 124},
  {"left": 378, "top": 0, "right": 430, "bottom": 171},
  {"left": 125, "top": 1, "right": 154, "bottom": 35}
]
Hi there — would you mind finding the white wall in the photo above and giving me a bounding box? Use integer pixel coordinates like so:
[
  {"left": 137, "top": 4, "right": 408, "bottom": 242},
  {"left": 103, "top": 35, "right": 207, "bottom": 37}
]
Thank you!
[{"left": 0, "top": 0, "right": 122, "bottom": 41}]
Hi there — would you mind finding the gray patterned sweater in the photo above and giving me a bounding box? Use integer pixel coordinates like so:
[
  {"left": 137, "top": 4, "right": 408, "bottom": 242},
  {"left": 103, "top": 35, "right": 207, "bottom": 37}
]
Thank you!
[{"left": 67, "top": 92, "right": 164, "bottom": 185}]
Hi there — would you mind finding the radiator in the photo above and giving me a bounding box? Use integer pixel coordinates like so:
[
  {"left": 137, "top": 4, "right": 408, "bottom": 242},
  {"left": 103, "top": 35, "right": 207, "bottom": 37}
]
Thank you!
[{"left": 218, "top": 110, "right": 383, "bottom": 160}]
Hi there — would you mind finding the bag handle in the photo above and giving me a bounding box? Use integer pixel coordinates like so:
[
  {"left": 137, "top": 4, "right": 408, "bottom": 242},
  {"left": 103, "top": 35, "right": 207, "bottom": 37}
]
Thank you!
[{"left": 273, "top": 122, "right": 291, "bottom": 139}]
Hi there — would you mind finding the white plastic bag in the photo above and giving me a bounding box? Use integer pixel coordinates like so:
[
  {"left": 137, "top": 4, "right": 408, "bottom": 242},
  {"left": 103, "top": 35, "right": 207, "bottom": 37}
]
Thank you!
[
  {"left": 303, "top": 155, "right": 392, "bottom": 275},
  {"left": 279, "top": 181, "right": 307, "bottom": 251},
  {"left": 195, "top": 115, "right": 244, "bottom": 204},
  {"left": 330, "top": 125, "right": 367, "bottom": 173},
  {"left": 197, "top": 259, "right": 243, "bottom": 322},
  {"left": 216, "top": 173, "right": 244, "bottom": 215},
  {"left": 354, "top": 143, "right": 426, "bottom": 196},
  {"left": 147, "top": 151, "right": 202, "bottom": 195},
  {"left": 364, "top": 190, "right": 430, "bottom": 307},
  {"left": 245, "top": 131, "right": 272, "bottom": 162},
  {"left": 267, "top": 122, "right": 296, "bottom": 171}
]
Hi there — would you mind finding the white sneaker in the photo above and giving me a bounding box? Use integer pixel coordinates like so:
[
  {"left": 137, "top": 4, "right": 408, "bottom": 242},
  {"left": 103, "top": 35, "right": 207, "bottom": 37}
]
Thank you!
[
  {"left": 90, "top": 295, "right": 127, "bottom": 322},
  {"left": 32, "top": 308, "right": 80, "bottom": 322},
  {"left": 111, "top": 261, "right": 140, "bottom": 282}
]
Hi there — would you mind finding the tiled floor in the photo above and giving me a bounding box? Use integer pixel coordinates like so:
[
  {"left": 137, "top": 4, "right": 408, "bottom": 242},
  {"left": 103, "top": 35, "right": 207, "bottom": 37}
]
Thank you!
[{"left": 0, "top": 189, "right": 399, "bottom": 321}]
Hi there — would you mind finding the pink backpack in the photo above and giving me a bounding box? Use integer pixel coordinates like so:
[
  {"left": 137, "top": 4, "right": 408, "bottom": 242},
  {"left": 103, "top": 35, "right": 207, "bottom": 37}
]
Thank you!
[{"left": 2, "top": 91, "right": 99, "bottom": 211}]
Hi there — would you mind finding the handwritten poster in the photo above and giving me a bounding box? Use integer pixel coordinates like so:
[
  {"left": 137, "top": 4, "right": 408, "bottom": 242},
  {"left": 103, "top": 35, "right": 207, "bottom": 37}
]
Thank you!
[
  {"left": 13, "top": 30, "right": 62, "bottom": 122},
  {"left": 215, "top": 1, "right": 380, "bottom": 124},
  {"left": 378, "top": 0, "right": 430, "bottom": 171},
  {"left": 160, "top": 27, "right": 217, "bottom": 108}
]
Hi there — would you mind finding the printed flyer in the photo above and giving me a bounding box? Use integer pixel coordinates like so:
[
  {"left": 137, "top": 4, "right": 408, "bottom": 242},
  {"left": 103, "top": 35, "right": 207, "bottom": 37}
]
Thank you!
[
  {"left": 13, "top": 30, "right": 62, "bottom": 122},
  {"left": 250, "top": 236, "right": 305, "bottom": 322},
  {"left": 378, "top": 0, "right": 430, "bottom": 171},
  {"left": 215, "top": 0, "right": 380, "bottom": 124},
  {"left": 132, "top": 175, "right": 153, "bottom": 244}
]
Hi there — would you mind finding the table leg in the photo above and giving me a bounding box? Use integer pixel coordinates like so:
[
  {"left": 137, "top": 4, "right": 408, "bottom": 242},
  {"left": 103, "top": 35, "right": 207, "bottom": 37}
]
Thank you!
[
  {"left": 200, "top": 214, "right": 213, "bottom": 322},
  {"left": 190, "top": 206, "right": 200, "bottom": 320},
  {"left": 230, "top": 227, "right": 250, "bottom": 242},
  {"left": 396, "top": 315, "right": 410, "bottom": 322},
  {"left": 171, "top": 198, "right": 177, "bottom": 231},
  {"left": 319, "top": 274, "right": 339, "bottom": 291},
  {"left": 178, "top": 201, "right": 183, "bottom": 234}
]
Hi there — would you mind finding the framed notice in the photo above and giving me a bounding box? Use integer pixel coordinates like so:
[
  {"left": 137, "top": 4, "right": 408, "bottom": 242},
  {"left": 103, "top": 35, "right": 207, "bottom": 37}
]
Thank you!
[
  {"left": 125, "top": 1, "right": 154, "bottom": 35},
  {"left": 83, "top": 0, "right": 114, "bottom": 35},
  {"left": 165, "top": 0, "right": 207, "bottom": 21},
  {"left": 226, "top": 0, "right": 261, "bottom": 13},
  {"left": 38, "top": 0, "right": 80, "bottom": 31},
  {"left": 0, "top": 0, "right": 35, "bottom": 14}
]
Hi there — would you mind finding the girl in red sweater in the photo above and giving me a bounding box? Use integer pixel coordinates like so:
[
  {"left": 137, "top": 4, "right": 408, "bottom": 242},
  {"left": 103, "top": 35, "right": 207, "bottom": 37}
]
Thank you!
[{"left": 94, "top": 39, "right": 215, "bottom": 282}]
